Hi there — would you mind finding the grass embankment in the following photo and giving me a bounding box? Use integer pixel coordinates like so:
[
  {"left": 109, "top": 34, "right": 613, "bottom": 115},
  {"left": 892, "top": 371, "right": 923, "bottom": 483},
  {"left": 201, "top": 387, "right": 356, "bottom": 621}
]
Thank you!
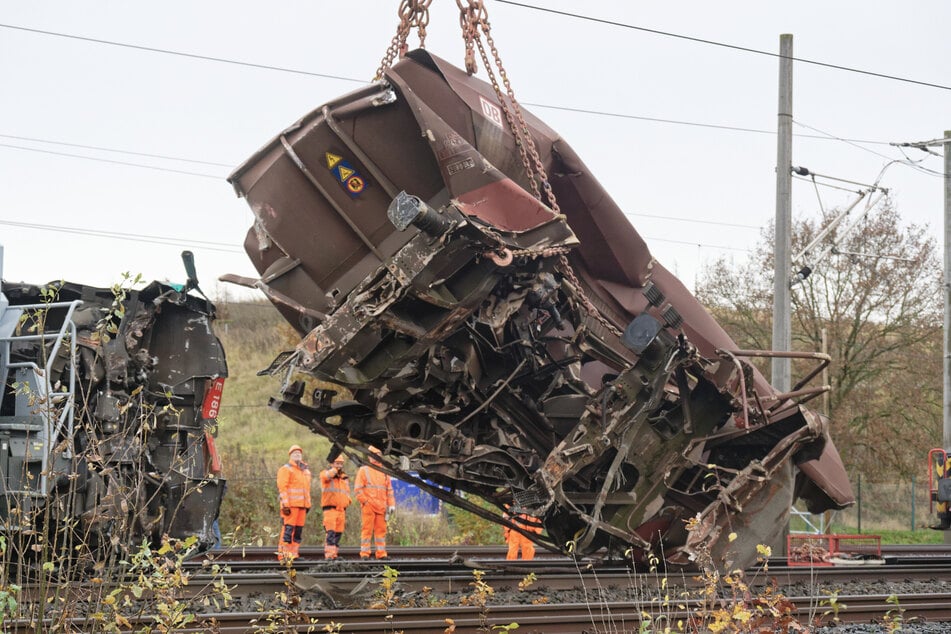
[
  {"left": 213, "top": 302, "right": 947, "bottom": 549},
  {"left": 212, "top": 301, "right": 502, "bottom": 549},
  {"left": 213, "top": 301, "right": 308, "bottom": 546},
  {"left": 827, "top": 527, "right": 944, "bottom": 545}
]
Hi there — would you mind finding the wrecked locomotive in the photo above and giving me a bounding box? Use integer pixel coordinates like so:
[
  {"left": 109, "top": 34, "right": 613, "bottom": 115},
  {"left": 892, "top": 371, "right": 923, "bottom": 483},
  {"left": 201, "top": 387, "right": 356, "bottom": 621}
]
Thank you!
[
  {"left": 0, "top": 252, "right": 227, "bottom": 559},
  {"left": 225, "top": 50, "right": 854, "bottom": 568}
]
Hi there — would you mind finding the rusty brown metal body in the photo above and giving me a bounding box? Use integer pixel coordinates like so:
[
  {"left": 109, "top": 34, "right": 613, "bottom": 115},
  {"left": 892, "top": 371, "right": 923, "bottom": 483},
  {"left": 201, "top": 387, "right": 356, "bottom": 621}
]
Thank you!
[{"left": 226, "top": 50, "right": 853, "bottom": 568}]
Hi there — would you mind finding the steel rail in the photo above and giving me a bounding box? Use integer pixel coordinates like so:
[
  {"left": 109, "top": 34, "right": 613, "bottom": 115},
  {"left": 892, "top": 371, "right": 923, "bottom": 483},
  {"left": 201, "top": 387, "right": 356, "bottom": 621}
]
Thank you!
[
  {"left": 18, "top": 559, "right": 951, "bottom": 608},
  {"left": 9, "top": 593, "right": 951, "bottom": 633},
  {"left": 193, "top": 542, "right": 951, "bottom": 564}
]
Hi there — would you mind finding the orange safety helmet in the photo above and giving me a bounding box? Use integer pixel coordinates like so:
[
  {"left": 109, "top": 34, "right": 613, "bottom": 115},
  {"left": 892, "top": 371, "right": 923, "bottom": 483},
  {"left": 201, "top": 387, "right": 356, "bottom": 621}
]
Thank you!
[
  {"left": 288, "top": 444, "right": 304, "bottom": 457},
  {"left": 369, "top": 446, "right": 382, "bottom": 455}
]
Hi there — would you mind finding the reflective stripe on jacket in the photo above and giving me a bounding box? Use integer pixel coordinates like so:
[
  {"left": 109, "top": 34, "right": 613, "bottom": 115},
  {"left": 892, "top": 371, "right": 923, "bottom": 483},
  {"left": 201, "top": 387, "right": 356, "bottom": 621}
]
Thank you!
[
  {"left": 355, "top": 464, "right": 395, "bottom": 514},
  {"left": 504, "top": 511, "right": 543, "bottom": 535},
  {"left": 277, "top": 462, "right": 312, "bottom": 509},
  {"left": 320, "top": 468, "right": 352, "bottom": 509}
]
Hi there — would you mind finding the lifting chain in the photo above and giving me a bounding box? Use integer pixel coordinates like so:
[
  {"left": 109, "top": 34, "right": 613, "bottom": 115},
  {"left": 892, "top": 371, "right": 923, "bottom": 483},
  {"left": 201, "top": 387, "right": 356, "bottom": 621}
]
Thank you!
[
  {"left": 477, "top": 226, "right": 622, "bottom": 339},
  {"left": 376, "top": 0, "right": 617, "bottom": 339},
  {"left": 455, "top": 0, "right": 559, "bottom": 215},
  {"left": 454, "top": 0, "right": 616, "bottom": 338},
  {"left": 558, "top": 254, "right": 623, "bottom": 338},
  {"left": 374, "top": 0, "right": 433, "bottom": 81}
]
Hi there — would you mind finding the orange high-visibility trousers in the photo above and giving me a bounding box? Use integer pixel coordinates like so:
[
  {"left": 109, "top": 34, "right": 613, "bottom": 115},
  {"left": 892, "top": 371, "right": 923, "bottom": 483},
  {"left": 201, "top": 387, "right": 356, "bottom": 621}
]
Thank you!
[
  {"left": 278, "top": 507, "right": 308, "bottom": 560},
  {"left": 323, "top": 508, "right": 346, "bottom": 559},
  {"left": 506, "top": 530, "right": 536, "bottom": 560},
  {"left": 360, "top": 506, "right": 389, "bottom": 558}
]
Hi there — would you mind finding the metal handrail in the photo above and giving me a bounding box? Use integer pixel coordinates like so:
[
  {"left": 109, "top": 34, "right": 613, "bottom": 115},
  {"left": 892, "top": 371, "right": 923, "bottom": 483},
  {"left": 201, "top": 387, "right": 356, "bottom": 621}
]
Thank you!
[
  {"left": 721, "top": 348, "right": 831, "bottom": 412},
  {"left": 0, "top": 298, "right": 82, "bottom": 490}
]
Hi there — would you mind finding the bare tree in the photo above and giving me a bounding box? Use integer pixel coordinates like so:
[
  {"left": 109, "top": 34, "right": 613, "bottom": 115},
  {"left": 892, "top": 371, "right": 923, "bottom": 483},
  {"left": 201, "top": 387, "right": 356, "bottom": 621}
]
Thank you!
[{"left": 697, "top": 201, "right": 941, "bottom": 478}]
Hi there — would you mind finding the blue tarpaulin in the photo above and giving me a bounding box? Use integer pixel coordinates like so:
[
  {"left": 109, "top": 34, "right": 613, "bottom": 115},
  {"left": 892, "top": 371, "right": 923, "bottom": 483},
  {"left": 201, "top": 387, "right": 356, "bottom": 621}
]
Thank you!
[{"left": 392, "top": 473, "right": 444, "bottom": 514}]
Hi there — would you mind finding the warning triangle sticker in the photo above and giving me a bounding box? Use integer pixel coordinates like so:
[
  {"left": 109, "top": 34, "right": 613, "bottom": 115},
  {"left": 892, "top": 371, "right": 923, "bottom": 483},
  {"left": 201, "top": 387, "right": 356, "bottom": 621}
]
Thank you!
[
  {"left": 336, "top": 165, "right": 355, "bottom": 182},
  {"left": 325, "top": 152, "right": 343, "bottom": 169}
]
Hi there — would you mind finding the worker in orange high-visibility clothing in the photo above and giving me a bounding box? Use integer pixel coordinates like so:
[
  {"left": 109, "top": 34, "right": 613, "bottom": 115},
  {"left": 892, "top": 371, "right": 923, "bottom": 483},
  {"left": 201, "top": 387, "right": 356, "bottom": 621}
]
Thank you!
[
  {"left": 276, "top": 445, "right": 312, "bottom": 561},
  {"left": 319, "top": 454, "right": 352, "bottom": 559},
  {"left": 503, "top": 507, "right": 543, "bottom": 560},
  {"left": 355, "top": 446, "right": 396, "bottom": 560}
]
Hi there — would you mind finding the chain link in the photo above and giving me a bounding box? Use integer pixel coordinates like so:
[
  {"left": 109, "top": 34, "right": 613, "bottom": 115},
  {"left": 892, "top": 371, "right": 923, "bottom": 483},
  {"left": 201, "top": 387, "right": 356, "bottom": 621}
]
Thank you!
[
  {"left": 455, "top": 0, "right": 560, "bottom": 215},
  {"left": 455, "top": 1, "right": 613, "bottom": 335},
  {"left": 377, "top": 1, "right": 614, "bottom": 339},
  {"left": 480, "top": 20, "right": 559, "bottom": 214},
  {"left": 477, "top": 227, "right": 621, "bottom": 338},
  {"left": 558, "top": 255, "right": 622, "bottom": 337},
  {"left": 374, "top": 0, "right": 433, "bottom": 81}
]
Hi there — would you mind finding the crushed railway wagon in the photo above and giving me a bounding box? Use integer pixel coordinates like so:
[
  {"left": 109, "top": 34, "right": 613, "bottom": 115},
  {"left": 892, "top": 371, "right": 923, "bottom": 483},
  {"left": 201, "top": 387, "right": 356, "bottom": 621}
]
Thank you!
[
  {"left": 0, "top": 259, "right": 227, "bottom": 558},
  {"left": 225, "top": 50, "right": 854, "bottom": 568}
]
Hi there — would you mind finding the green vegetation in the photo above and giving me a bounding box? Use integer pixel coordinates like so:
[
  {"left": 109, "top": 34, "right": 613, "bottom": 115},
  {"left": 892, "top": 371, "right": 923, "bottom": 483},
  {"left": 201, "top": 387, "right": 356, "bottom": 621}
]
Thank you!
[
  {"left": 213, "top": 301, "right": 502, "bottom": 548},
  {"left": 214, "top": 301, "right": 949, "bottom": 550},
  {"left": 827, "top": 527, "right": 944, "bottom": 545},
  {"left": 697, "top": 203, "right": 942, "bottom": 481},
  {"left": 213, "top": 301, "right": 315, "bottom": 546}
]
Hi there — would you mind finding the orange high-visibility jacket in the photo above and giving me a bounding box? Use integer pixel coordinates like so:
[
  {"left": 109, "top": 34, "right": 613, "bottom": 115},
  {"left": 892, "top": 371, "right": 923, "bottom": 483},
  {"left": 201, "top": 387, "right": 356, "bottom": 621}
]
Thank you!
[
  {"left": 504, "top": 510, "right": 543, "bottom": 536},
  {"left": 320, "top": 467, "right": 352, "bottom": 510},
  {"left": 277, "top": 461, "right": 312, "bottom": 509},
  {"left": 355, "top": 464, "right": 395, "bottom": 514}
]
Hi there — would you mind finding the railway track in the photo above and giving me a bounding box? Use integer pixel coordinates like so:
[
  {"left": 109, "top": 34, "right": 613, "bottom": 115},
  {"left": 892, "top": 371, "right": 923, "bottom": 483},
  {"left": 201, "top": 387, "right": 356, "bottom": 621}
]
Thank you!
[
  {"left": 10, "top": 592, "right": 951, "bottom": 632},
  {"left": 9, "top": 544, "right": 951, "bottom": 632},
  {"left": 195, "top": 543, "right": 951, "bottom": 569}
]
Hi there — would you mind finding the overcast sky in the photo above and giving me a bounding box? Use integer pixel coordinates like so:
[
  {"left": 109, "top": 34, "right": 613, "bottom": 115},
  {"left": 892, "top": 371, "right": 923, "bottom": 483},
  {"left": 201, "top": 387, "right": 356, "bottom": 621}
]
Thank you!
[{"left": 1, "top": 1, "right": 948, "bottom": 300}]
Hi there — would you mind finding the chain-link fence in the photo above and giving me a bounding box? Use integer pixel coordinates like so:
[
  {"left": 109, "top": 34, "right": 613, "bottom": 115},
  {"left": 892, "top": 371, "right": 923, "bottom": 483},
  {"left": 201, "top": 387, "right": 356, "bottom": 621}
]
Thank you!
[{"left": 793, "top": 476, "right": 937, "bottom": 534}]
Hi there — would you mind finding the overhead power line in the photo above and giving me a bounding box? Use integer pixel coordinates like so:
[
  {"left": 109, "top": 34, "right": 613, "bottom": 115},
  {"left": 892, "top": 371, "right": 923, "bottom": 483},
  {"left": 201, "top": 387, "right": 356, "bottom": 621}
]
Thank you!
[
  {"left": 0, "top": 219, "right": 244, "bottom": 253},
  {"left": 793, "top": 120, "right": 895, "bottom": 162},
  {"left": 526, "top": 102, "right": 783, "bottom": 139},
  {"left": 2, "top": 211, "right": 753, "bottom": 255},
  {"left": 0, "top": 23, "right": 367, "bottom": 84},
  {"left": 624, "top": 211, "right": 761, "bottom": 230},
  {"left": 7, "top": 15, "right": 945, "bottom": 92},
  {"left": 0, "top": 24, "right": 906, "bottom": 150},
  {"left": 494, "top": 1, "right": 951, "bottom": 91},
  {"left": 0, "top": 23, "right": 922, "bottom": 148},
  {"left": 0, "top": 143, "right": 224, "bottom": 179},
  {"left": 643, "top": 235, "right": 752, "bottom": 253},
  {"left": 527, "top": 103, "right": 889, "bottom": 146},
  {"left": 0, "top": 133, "right": 234, "bottom": 168},
  {"left": 793, "top": 120, "right": 945, "bottom": 179},
  {"left": 792, "top": 175, "right": 865, "bottom": 194},
  {"left": 0, "top": 22, "right": 934, "bottom": 198}
]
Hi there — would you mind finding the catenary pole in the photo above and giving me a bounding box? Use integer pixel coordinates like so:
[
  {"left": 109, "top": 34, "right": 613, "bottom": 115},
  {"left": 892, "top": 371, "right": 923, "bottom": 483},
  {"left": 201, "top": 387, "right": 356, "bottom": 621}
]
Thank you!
[
  {"left": 944, "top": 130, "right": 951, "bottom": 451},
  {"left": 944, "top": 129, "right": 950, "bottom": 544},
  {"left": 772, "top": 34, "right": 793, "bottom": 392}
]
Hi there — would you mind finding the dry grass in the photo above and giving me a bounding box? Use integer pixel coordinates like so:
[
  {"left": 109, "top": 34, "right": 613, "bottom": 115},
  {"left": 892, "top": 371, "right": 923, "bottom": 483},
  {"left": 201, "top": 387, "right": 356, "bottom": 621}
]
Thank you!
[{"left": 212, "top": 301, "right": 500, "bottom": 548}]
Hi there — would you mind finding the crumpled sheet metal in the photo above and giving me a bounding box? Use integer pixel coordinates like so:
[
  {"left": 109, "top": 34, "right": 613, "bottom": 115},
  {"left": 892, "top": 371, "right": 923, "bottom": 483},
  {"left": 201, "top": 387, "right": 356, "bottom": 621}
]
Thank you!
[
  {"left": 228, "top": 49, "right": 853, "bottom": 568},
  {"left": 1, "top": 280, "right": 228, "bottom": 551}
]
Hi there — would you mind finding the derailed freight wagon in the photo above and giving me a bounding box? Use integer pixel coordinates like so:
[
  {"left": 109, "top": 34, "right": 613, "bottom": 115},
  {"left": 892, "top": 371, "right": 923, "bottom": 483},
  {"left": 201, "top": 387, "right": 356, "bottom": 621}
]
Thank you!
[
  {"left": 225, "top": 50, "right": 853, "bottom": 569},
  {"left": 0, "top": 254, "right": 227, "bottom": 561}
]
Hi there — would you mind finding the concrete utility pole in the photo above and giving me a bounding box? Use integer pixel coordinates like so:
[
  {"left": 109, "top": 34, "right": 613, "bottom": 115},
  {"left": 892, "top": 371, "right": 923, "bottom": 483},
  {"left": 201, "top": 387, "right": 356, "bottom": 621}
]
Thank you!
[
  {"left": 944, "top": 130, "right": 951, "bottom": 451},
  {"left": 772, "top": 34, "right": 793, "bottom": 392}
]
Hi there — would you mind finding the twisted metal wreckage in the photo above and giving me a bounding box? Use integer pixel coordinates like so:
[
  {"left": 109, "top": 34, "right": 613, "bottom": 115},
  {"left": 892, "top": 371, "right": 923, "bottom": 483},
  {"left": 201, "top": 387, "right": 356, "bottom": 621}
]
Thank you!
[
  {"left": 0, "top": 256, "right": 227, "bottom": 556},
  {"left": 225, "top": 50, "right": 855, "bottom": 568}
]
